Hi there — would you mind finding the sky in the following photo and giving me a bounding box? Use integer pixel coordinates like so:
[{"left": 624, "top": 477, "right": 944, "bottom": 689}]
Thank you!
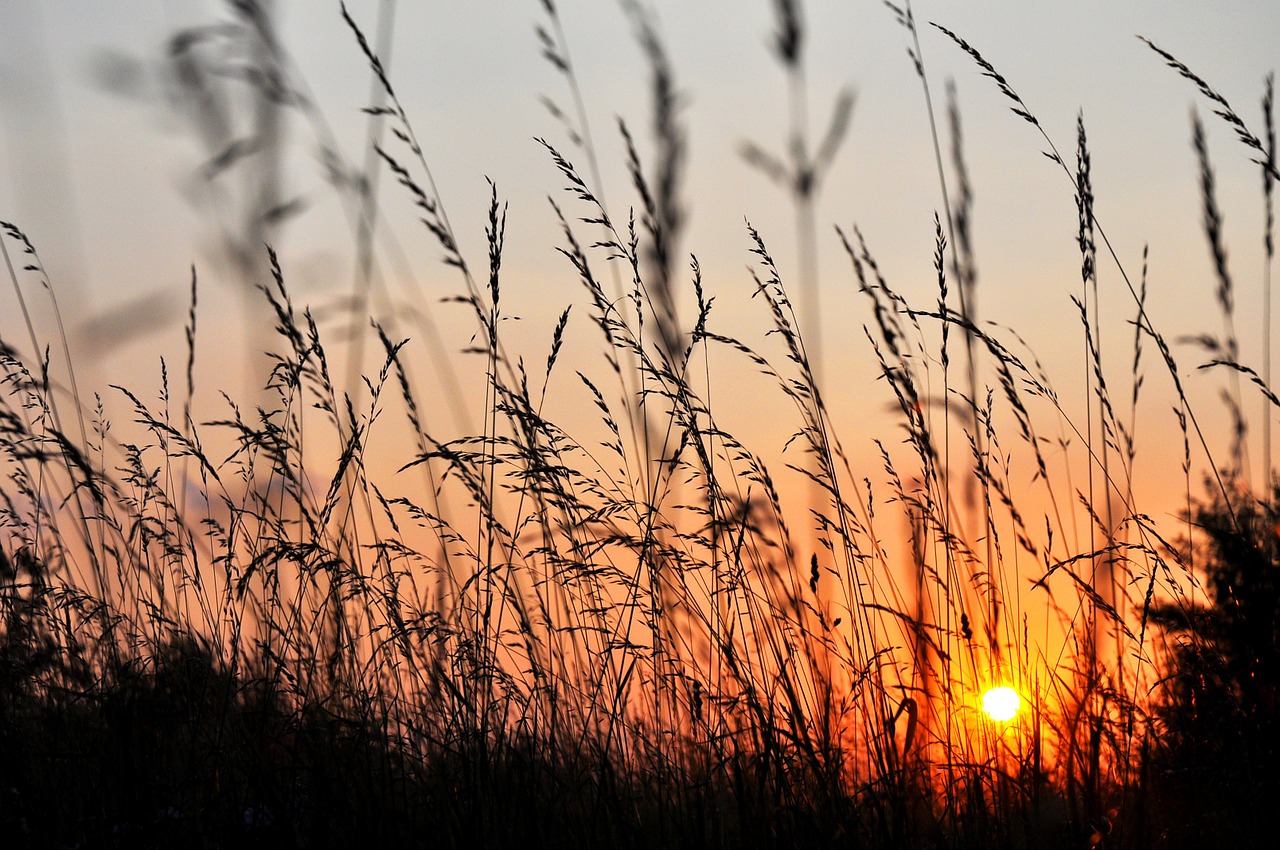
[{"left": 3, "top": 0, "right": 1280, "bottom": 529}]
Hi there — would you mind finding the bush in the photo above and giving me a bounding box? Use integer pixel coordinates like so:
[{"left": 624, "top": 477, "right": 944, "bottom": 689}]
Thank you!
[{"left": 1149, "top": 478, "right": 1280, "bottom": 846}]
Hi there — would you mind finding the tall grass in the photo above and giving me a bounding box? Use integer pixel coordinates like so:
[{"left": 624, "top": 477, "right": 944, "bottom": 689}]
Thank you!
[{"left": 1, "top": 3, "right": 1276, "bottom": 848}]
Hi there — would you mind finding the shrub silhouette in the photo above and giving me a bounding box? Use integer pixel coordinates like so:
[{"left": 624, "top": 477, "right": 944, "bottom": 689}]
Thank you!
[{"left": 1149, "top": 479, "right": 1280, "bottom": 846}]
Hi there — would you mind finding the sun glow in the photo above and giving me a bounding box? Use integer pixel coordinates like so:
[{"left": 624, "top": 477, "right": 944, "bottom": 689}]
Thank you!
[{"left": 982, "top": 686, "right": 1021, "bottom": 722}]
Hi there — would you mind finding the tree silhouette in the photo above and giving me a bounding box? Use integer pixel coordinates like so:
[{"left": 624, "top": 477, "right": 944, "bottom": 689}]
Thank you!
[{"left": 1149, "top": 479, "right": 1280, "bottom": 846}]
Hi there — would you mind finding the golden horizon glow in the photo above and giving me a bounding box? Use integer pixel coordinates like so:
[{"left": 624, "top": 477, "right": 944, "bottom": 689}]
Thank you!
[{"left": 981, "top": 686, "right": 1021, "bottom": 723}]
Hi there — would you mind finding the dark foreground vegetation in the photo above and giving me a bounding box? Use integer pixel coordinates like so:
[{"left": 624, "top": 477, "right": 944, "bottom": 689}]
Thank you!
[{"left": 3, "top": 1, "right": 1279, "bottom": 847}]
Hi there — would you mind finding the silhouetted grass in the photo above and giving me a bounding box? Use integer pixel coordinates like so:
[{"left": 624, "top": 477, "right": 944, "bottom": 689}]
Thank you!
[{"left": 2, "top": 3, "right": 1278, "bottom": 848}]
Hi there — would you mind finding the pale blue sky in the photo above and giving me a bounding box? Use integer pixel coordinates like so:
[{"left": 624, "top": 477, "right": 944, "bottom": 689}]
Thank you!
[{"left": 3, "top": 1, "right": 1279, "bottom": 495}]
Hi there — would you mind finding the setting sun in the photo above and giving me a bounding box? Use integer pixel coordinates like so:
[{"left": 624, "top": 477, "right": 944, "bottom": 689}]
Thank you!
[{"left": 982, "top": 687, "right": 1021, "bottom": 723}]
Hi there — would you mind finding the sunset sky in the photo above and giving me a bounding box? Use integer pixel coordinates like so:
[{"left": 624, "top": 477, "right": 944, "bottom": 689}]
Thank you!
[
  {"left": 9, "top": 8, "right": 1280, "bottom": 843},
  {"left": 4, "top": 0, "right": 1280, "bottom": 517}
]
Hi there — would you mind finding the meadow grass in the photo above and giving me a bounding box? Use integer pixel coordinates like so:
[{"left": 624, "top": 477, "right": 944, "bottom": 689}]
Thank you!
[{"left": 1, "top": 2, "right": 1277, "bottom": 848}]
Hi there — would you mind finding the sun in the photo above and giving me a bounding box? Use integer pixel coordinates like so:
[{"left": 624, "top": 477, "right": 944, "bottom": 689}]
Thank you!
[{"left": 981, "top": 686, "right": 1021, "bottom": 722}]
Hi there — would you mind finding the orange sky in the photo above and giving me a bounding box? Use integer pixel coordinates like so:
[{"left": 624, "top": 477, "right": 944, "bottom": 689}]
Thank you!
[{"left": 2, "top": 0, "right": 1278, "bottom": 624}]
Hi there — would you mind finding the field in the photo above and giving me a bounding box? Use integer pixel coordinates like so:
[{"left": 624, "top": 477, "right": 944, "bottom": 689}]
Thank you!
[{"left": 2, "top": 1, "right": 1278, "bottom": 847}]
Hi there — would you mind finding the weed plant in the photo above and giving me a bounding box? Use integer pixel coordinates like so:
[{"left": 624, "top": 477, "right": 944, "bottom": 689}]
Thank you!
[{"left": 2, "top": 2, "right": 1278, "bottom": 848}]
